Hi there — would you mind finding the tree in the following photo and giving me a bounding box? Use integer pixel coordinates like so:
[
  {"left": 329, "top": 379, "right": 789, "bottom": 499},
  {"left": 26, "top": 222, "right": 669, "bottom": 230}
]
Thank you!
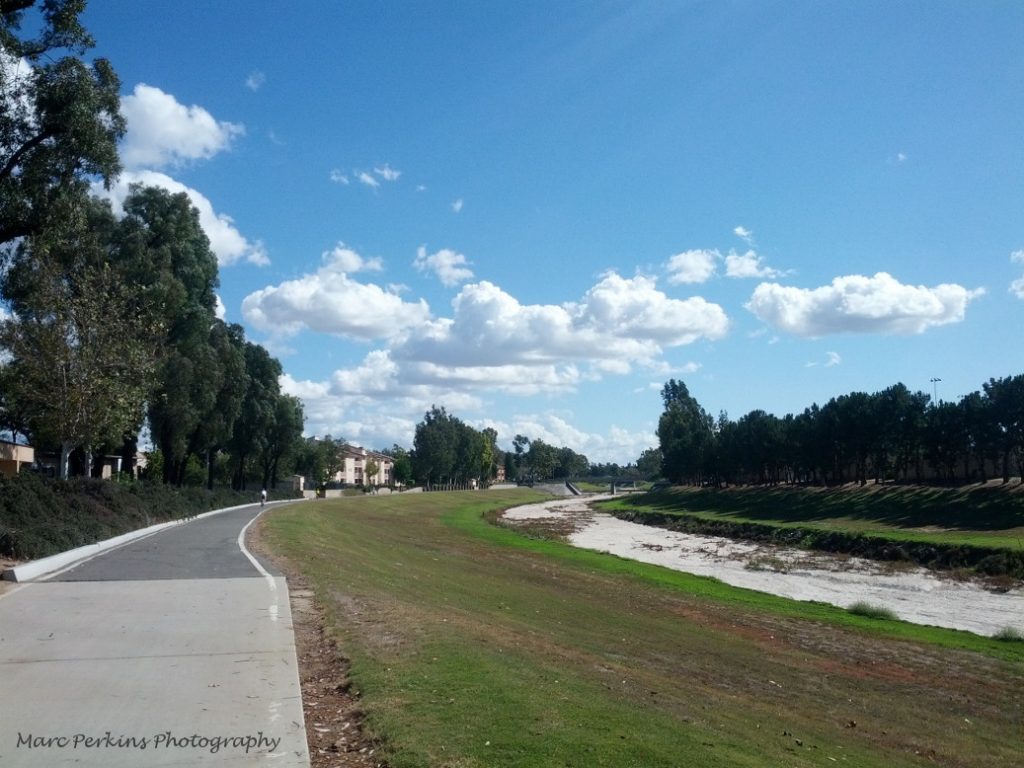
[
  {"left": 657, "top": 379, "right": 714, "bottom": 485},
  {"left": 412, "top": 406, "right": 458, "bottom": 485},
  {"left": 227, "top": 342, "right": 282, "bottom": 490},
  {"left": 120, "top": 185, "right": 221, "bottom": 484},
  {"left": 1, "top": 0, "right": 124, "bottom": 247},
  {"left": 983, "top": 375, "right": 1024, "bottom": 483},
  {"left": 257, "top": 393, "right": 303, "bottom": 490},
  {"left": 189, "top": 321, "right": 247, "bottom": 489},
  {"left": 0, "top": 232, "right": 159, "bottom": 478},
  {"left": 363, "top": 457, "right": 379, "bottom": 489},
  {"left": 384, "top": 444, "right": 413, "bottom": 488}
]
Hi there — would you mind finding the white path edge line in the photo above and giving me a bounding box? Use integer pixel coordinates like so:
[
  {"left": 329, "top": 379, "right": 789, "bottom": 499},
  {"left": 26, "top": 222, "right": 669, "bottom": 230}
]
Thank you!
[{"left": 237, "top": 506, "right": 279, "bottom": 621}]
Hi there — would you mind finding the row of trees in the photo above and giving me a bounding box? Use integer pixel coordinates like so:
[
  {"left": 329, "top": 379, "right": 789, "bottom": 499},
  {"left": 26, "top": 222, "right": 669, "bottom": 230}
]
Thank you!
[
  {"left": 0, "top": 2, "right": 304, "bottom": 488},
  {"left": 409, "top": 406, "right": 596, "bottom": 487},
  {"left": 656, "top": 376, "right": 1024, "bottom": 487}
]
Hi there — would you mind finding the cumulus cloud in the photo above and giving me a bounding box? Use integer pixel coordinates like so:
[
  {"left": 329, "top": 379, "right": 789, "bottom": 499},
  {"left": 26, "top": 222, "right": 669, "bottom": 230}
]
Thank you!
[
  {"left": 452, "top": 198, "right": 464, "bottom": 213},
  {"left": 263, "top": 272, "right": 726, "bottom": 448},
  {"left": 93, "top": 170, "right": 268, "bottom": 267},
  {"left": 392, "top": 272, "right": 728, "bottom": 371},
  {"left": 724, "top": 250, "right": 782, "bottom": 279},
  {"left": 241, "top": 245, "right": 429, "bottom": 341},
  {"left": 119, "top": 84, "right": 244, "bottom": 169},
  {"left": 1010, "top": 250, "right": 1024, "bottom": 299},
  {"left": 746, "top": 272, "right": 984, "bottom": 337},
  {"left": 413, "top": 246, "right": 474, "bottom": 287},
  {"left": 666, "top": 249, "right": 718, "bottom": 284},
  {"left": 329, "top": 169, "right": 350, "bottom": 184},
  {"left": 825, "top": 351, "right": 842, "bottom": 367},
  {"left": 215, "top": 295, "right": 226, "bottom": 321}
]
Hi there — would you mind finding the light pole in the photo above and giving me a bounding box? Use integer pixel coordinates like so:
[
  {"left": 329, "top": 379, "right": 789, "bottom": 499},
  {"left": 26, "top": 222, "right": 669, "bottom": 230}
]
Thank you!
[{"left": 930, "top": 377, "right": 941, "bottom": 404}]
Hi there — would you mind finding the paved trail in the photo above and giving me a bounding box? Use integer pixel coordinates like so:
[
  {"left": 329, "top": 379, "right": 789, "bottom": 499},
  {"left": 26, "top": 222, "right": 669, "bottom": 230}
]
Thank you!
[{"left": 0, "top": 503, "right": 309, "bottom": 767}]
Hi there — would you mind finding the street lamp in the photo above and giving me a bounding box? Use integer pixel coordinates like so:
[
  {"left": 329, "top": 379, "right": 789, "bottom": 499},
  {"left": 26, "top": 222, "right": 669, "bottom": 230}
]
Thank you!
[{"left": 930, "top": 377, "right": 942, "bottom": 404}]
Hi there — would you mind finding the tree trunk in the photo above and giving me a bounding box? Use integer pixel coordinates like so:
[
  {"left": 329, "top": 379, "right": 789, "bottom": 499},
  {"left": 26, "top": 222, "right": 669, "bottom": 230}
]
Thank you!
[
  {"left": 58, "top": 441, "right": 73, "bottom": 480},
  {"left": 206, "top": 449, "right": 216, "bottom": 491}
]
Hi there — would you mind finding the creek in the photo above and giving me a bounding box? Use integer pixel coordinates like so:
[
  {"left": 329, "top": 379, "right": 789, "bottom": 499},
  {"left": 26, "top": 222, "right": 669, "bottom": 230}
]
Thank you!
[{"left": 502, "top": 495, "right": 1024, "bottom": 637}]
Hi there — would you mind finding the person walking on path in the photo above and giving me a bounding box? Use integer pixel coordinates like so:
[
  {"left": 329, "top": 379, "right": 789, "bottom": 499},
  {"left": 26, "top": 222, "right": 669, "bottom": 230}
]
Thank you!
[{"left": 260, "top": 488, "right": 267, "bottom": 507}]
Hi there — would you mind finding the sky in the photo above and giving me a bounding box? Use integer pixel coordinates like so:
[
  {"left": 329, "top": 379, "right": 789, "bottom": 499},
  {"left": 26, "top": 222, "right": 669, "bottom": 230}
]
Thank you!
[{"left": 70, "top": 1, "right": 1024, "bottom": 464}]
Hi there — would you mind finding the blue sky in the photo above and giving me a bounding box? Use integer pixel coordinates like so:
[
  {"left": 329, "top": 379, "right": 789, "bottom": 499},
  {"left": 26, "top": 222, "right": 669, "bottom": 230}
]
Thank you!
[{"left": 77, "top": 1, "right": 1023, "bottom": 464}]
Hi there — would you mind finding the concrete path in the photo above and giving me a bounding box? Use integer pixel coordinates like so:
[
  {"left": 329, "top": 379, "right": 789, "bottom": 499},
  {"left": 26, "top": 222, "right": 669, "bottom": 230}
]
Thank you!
[{"left": 0, "top": 504, "right": 309, "bottom": 767}]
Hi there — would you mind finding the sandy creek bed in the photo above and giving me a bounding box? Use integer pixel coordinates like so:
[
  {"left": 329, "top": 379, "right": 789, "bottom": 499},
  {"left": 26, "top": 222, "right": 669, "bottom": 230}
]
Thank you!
[{"left": 502, "top": 495, "right": 1024, "bottom": 637}]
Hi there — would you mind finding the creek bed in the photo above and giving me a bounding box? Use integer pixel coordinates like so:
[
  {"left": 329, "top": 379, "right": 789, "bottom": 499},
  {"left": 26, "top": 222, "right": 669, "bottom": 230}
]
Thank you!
[{"left": 503, "top": 496, "right": 1024, "bottom": 637}]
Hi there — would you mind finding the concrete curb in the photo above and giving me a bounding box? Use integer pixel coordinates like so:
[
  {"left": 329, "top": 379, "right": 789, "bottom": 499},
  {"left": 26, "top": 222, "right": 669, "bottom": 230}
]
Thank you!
[{"left": 1, "top": 499, "right": 302, "bottom": 583}]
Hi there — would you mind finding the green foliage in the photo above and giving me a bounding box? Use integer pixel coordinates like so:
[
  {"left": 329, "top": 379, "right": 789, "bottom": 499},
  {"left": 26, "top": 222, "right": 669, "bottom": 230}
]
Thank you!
[
  {"left": 847, "top": 602, "right": 899, "bottom": 620},
  {"left": 0, "top": 0, "right": 124, "bottom": 246},
  {"left": 657, "top": 375, "right": 1024, "bottom": 488},
  {"left": 0, "top": 471, "right": 285, "bottom": 560},
  {"left": 0, "top": 193, "right": 161, "bottom": 476},
  {"left": 992, "top": 626, "right": 1024, "bottom": 642}
]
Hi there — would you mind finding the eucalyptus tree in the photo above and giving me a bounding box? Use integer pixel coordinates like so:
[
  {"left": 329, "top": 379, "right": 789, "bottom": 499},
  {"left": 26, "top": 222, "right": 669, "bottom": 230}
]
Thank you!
[
  {"left": 0, "top": 0, "right": 124, "bottom": 247},
  {"left": 228, "top": 341, "right": 282, "bottom": 490},
  {"left": 0, "top": 194, "right": 160, "bottom": 477}
]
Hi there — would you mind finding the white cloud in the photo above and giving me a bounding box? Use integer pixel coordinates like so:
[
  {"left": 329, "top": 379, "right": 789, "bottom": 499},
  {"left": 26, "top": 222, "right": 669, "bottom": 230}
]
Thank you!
[
  {"left": 1010, "top": 250, "right": 1024, "bottom": 299},
  {"left": 241, "top": 245, "right": 430, "bottom": 341},
  {"left": 734, "top": 225, "right": 755, "bottom": 245},
  {"left": 93, "top": 170, "right": 268, "bottom": 267},
  {"left": 666, "top": 249, "right": 718, "bottom": 284},
  {"left": 329, "top": 169, "right": 350, "bottom": 184},
  {"left": 452, "top": 198, "right": 464, "bottom": 213},
  {"left": 392, "top": 272, "right": 728, "bottom": 372},
  {"left": 356, "top": 171, "right": 380, "bottom": 189},
  {"left": 825, "top": 351, "right": 842, "bottom": 367},
  {"left": 414, "top": 246, "right": 474, "bottom": 287},
  {"left": 245, "top": 70, "right": 266, "bottom": 92},
  {"left": 120, "top": 84, "right": 244, "bottom": 169},
  {"left": 724, "top": 249, "right": 782, "bottom": 279},
  {"left": 215, "top": 295, "right": 226, "bottom": 321},
  {"left": 373, "top": 164, "right": 401, "bottom": 182},
  {"left": 746, "top": 272, "right": 984, "bottom": 337},
  {"left": 265, "top": 272, "right": 726, "bottom": 442}
]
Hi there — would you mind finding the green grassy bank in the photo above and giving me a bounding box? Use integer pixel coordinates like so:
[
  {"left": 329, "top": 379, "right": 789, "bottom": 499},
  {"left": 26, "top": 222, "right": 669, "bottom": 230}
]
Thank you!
[
  {"left": 0, "top": 471, "right": 290, "bottom": 560},
  {"left": 259, "top": 490, "right": 1024, "bottom": 768},
  {"left": 604, "top": 485, "right": 1024, "bottom": 579}
]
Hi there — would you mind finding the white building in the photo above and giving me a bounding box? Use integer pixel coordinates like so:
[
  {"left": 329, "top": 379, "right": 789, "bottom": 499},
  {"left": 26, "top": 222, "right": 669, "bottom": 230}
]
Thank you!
[{"left": 332, "top": 443, "right": 394, "bottom": 487}]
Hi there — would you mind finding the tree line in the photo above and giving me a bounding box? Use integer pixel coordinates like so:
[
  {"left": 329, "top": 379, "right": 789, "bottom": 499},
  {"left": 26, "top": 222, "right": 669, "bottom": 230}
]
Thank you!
[
  {"left": 409, "top": 406, "right": 599, "bottom": 486},
  {"left": 656, "top": 376, "right": 1024, "bottom": 488},
  {"left": 0, "top": 1, "right": 304, "bottom": 488}
]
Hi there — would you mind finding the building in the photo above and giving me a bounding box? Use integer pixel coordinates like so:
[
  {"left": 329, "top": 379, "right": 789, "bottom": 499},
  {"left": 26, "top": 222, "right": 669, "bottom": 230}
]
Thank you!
[
  {"left": 0, "top": 441, "right": 34, "bottom": 476},
  {"left": 331, "top": 443, "right": 394, "bottom": 487}
]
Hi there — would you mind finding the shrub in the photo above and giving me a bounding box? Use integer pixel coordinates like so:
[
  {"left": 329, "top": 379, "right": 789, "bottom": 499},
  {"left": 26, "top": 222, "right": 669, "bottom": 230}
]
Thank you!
[
  {"left": 847, "top": 601, "right": 898, "bottom": 621},
  {"left": 992, "top": 626, "right": 1024, "bottom": 642}
]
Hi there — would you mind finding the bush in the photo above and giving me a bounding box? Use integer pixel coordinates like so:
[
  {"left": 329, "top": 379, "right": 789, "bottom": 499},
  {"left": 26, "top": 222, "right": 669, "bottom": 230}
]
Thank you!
[
  {"left": 992, "top": 626, "right": 1024, "bottom": 642},
  {"left": 847, "top": 601, "right": 899, "bottom": 621},
  {"left": 0, "top": 473, "right": 298, "bottom": 561}
]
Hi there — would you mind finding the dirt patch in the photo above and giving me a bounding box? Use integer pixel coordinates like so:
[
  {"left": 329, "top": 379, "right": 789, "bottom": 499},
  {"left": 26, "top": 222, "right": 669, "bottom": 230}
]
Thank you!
[{"left": 246, "top": 520, "right": 387, "bottom": 768}]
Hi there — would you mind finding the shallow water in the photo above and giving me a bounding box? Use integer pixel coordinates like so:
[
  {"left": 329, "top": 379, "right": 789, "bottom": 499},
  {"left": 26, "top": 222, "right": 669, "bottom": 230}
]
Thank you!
[{"left": 503, "top": 496, "right": 1024, "bottom": 637}]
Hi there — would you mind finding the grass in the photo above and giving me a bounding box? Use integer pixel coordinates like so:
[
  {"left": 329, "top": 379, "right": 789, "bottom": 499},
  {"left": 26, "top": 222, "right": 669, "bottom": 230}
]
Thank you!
[{"left": 260, "top": 490, "right": 1024, "bottom": 768}]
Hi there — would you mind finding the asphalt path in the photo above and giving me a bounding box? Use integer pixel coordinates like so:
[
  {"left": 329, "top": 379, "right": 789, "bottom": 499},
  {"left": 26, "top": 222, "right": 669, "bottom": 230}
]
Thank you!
[{"left": 0, "top": 502, "right": 310, "bottom": 767}]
